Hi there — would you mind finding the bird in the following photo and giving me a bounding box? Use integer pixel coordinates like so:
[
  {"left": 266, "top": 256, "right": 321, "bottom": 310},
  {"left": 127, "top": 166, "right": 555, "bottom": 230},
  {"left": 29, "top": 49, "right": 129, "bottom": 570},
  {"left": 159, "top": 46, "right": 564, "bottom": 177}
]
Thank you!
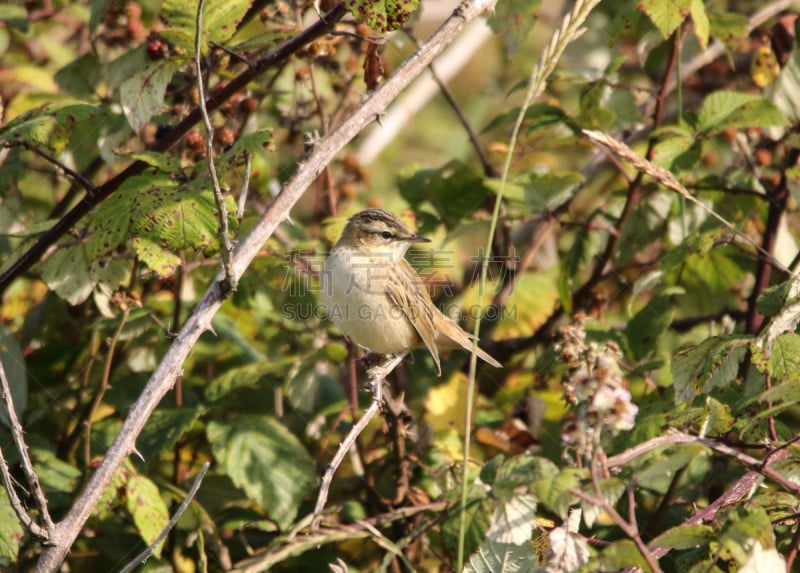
[{"left": 320, "top": 208, "right": 502, "bottom": 375}]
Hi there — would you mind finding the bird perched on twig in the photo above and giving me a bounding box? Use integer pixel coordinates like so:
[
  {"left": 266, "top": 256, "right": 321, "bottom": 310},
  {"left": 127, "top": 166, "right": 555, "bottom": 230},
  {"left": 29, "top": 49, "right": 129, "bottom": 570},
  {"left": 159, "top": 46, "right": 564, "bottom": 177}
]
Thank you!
[{"left": 320, "top": 208, "right": 501, "bottom": 375}]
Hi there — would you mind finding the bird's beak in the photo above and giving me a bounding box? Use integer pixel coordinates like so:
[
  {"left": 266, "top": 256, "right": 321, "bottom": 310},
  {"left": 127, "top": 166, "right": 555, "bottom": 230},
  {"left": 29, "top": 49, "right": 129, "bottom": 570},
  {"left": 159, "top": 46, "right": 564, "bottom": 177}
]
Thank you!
[{"left": 407, "top": 233, "right": 431, "bottom": 243}]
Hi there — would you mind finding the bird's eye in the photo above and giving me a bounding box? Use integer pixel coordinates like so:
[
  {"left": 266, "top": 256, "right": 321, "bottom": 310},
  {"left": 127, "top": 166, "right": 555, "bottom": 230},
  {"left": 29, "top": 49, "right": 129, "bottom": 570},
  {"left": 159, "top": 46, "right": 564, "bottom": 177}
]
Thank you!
[{"left": 381, "top": 231, "right": 393, "bottom": 239}]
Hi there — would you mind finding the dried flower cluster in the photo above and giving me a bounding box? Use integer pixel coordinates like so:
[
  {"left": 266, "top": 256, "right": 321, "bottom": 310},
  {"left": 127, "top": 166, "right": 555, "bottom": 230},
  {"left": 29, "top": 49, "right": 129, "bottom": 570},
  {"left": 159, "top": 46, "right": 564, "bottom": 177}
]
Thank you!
[{"left": 554, "top": 318, "right": 638, "bottom": 461}]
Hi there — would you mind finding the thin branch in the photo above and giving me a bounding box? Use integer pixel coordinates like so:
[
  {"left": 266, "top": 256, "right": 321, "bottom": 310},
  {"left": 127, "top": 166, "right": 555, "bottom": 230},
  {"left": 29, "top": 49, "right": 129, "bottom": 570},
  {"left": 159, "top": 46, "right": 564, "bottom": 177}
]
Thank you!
[
  {"left": 35, "top": 3, "right": 497, "bottom": 569},
  {"left": 312, "top": 353, "right": 407, "bottom": 524},
  {"left": 0, "top": 359, "right": 54, "bottom": 537},
  {"left": 195, "top": 0, "right": 236, "bottom": 293},
  {"left": 117, "top": 461, "right": 211, "bottom": 573},
  {"left": 404, "top": 29, "right": 496, "bottom": 177},
  {"left": 14, "top": 141, "right": 97, "bottom": 197},
  {"left": 84, "top": 308, "right": 130, "bottom": 467},
  {"left": 572, "top": 484, "right": 664, "bottom": 573}
]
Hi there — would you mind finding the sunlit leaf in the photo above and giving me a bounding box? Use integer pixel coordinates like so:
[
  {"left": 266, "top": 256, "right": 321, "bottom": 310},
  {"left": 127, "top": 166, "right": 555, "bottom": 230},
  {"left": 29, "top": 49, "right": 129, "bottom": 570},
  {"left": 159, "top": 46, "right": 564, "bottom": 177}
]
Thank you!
[
  {"left": 639, "top": 0, "right": 690, "bottom": 39},
  {"left": 0, "top": 485, "right": 24, "bottom": 564},
  {"left": 697, "top": 91, "right": 787, "bottom": 133},
  {"left": 671, "top": 335, "right": 751, "bottom": 404},
  {"left": 343, "top": 0, "right": 419, "bottom": 33},
  {"left": 487, "top": 494, "right": 537, "bottom": 545},
  {"left": 207, "top": 415, "right": 314, "bottom": 529},
  {"left": 488, "top": 0, "right": 541, "bottom": 57},
  {"left": 125, "top": 475, "right": 169, "bottom": 558},
  {"left": 120, "top": 60, "right": 179, "bottom": 133},
  {"left": 161, "top": 0, "right": 254, "bottom": 52},
  {"left": 0, "top": 102, "right": 107, "bottom": 154},
  {"left": 464, "top": 538, "right": 540, "bottom": 573}
]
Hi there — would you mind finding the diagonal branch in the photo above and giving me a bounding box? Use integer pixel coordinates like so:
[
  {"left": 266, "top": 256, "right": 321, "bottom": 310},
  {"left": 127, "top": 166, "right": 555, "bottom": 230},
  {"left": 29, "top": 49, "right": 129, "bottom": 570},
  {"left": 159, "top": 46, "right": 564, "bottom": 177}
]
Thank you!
[{"left": 34, "top": 2, "right": 498, "bottom": 570}]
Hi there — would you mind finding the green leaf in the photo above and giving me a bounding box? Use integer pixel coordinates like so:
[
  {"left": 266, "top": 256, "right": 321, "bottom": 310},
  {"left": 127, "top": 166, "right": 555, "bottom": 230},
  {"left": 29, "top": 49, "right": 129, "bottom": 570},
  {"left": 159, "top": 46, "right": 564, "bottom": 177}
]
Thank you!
[
  {"left": 207, "top": 415, "right": 314, "bottom": 529},
  {"left": 161, "top": 0, "right": 255, "bottom": 52},
  {"left": 398, "top": 161, "right": 493, "bottom": 230},
  {"left": 635, "top": 444, "right": 706, "bottom": 493},
  {"left": 530, "top": 467, "right": 584, "bottom": 519},
  {"left": 132, "top": 237, "right": 181, "bottom": 277},
  {"left": 581, "top": 478, "right": 624, "bottom": 528},
  {"left": 54, "top": 53, "right": 101, "bottom": 97},
  {"left": 756, "top": 280, "right": 794, "bottom": 318},
  {"left": 204, "top": 362, "right": 289, "bottom": 402},
  {"left": 708, "top": 11, "right": 748, "bottom": 57},
  {"left": 464, "top": 538, "right": 540, "bottom": 573},
  {"left": 343, "top": 0, "right": 419, "bottom": 33},
  {"left": 0, "top": 485, "right": 24, "bottom": 564},
  {"left": 639, "top": 0, "right": 690, "bottom": 39},
  {"left": 129, "top": 177, "right": 234, "bottom": 254},
  {"left": 0, "top": 102, "right": 107, "bottom": 154},
  {"left": 37, "top": 243, "right": 130, "bottom": 305},
  {"left": 690, "top": 0, "right": 710, "bottom": 50},
  {"left": 671, "top": 335, "right": 751, "bottom": 404},
  {"left": 600, "top": 539, "right": 650, "bottom": 570},
  {"left": 488, "top": 0, "right": 541, "bottom": 57},
  {"left": 652, "top": 125, "right": 700, "bottom": 170},
  {"left": 770, "top": 333, "right": 800, "bottom": 384},
  {"left": 482, "top": 104, "right": 567, "bottom": 134},
  {"left": 0, "top": 325, "right": 26, "bottom": 427},
  {"left": 138, "top": 407, "right": 203, "bottom": 462},
  {"left": 120, "top": 60, "right": 179, "bottom": 133},
  {"left": 125, "top": 475, "right": 170, "bottom": 558},
  {"left": 521, "top": 172, "right": 583, "bottom": 214},
  {"left": 626, "top": 294, "right": 673, "bottom": 360},
  {"left": 697, "top": 91, "right": 788, "bottom": 134},
  {"left": 718, "top": 505, "right": 775, "bottom": 564},
  {"left": 651, "top": 523, "right": 714, "bottom": 549},
  {"left": 558, "top": 223, "right": 590, "bottom": 315}
]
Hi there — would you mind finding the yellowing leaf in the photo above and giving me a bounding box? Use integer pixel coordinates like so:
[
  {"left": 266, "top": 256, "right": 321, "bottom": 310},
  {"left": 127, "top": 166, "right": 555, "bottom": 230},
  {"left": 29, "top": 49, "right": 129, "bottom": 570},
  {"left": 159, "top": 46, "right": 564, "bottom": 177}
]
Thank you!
[
  {"left": 751, "top": 44, "right": 781, "bottom": 88},
  {"left": 425, "top": 370, "right": 471, "bottom": 434}
]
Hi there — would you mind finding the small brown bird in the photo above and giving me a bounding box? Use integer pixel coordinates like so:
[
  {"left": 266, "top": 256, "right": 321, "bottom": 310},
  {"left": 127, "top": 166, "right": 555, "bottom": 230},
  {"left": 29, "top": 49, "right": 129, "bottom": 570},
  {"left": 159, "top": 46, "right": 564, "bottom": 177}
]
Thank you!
[{"left": 320, "top": 208, "right": 501, "bottom": 375}]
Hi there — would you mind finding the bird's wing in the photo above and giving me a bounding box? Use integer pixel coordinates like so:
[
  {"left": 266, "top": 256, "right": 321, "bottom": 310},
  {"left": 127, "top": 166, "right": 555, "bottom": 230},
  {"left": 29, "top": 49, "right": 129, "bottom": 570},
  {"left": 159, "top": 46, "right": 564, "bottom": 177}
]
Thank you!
[{"left": 385, "top": 259, "right": 442, "bottom": 375}]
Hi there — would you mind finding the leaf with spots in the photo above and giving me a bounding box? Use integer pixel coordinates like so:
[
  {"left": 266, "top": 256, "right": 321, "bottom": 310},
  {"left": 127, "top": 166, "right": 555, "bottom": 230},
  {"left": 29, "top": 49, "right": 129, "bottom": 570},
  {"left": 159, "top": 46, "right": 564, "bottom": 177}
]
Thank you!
[
  {"left": 120, "top": 60, "right": 179, "bottom": 133},
  {"left": 161, "top": 0, "right": 254, "bottom": 53},
  {"left": 125, "top": 475, "right": 169, "bottom": 559},
  {"left": 697, "top": 91, "right": 787, "bottom": 134},
  {"left": 132, "top": 236, "right": 181, "bottom": 277},
  {"left": 129, "top": 177, "right": 236, "bottom": 254},
  {"left": 639, "top": 0, "right": 690, "bottom": 39},
  {"left": 0, "top": 102, "right": 107, "bottom": 154},
  {"left": 37, "top": 242, "right": 130, "bottom": 305},
  {"left": 488, "top": 0, "right": 541, "bottom": 57},
  {"left": 343, "top": 0, "right": 420, "bottom": 33}
]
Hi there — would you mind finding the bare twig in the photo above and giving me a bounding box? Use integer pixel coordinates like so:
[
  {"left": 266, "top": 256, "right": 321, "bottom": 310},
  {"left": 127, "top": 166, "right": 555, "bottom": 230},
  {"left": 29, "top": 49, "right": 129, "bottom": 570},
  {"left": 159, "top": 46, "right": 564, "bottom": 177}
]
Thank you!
[
  {"left": 233, "top": 501, "right": 447, "bottom": 572},
  {"left": 0, "top": 359, "right": 54, "bottom": 538},
  {"left": 312, "top": 353, "right": 407, "bottom": 523},
  {"left": 84, "top": 308, "right": 130, "bottom": 466},
  {"left": 15, "top": 142, "right": 97, "bottom": 197},
  {"left": 35, "top": 3, "right": 497, "bottom": 569},
  {"left": 118, "top": 462, "right": 211, "bottom": 573},
  {"left": 404, "top": 29, "right": 496, "bottom": 177},
  {"left": 573, "top": 483, "right": 664, "bottom": 573},
  {"left": 195, "top": 0, "right": 236, "bottom": 293}
]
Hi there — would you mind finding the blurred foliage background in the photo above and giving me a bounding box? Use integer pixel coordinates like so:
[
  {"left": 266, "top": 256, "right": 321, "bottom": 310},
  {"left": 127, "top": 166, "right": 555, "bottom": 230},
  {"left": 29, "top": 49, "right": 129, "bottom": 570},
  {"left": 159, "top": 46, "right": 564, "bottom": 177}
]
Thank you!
[{"left": 2, "top": 0, "right": 800, "bottom": 571}]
